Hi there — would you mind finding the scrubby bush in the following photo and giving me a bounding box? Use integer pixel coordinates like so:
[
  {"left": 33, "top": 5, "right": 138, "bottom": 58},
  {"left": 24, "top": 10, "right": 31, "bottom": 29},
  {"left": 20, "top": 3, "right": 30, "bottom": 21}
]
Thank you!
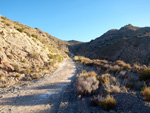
[
  {"left": 82, "top": 70, "right": 87, "bottom": 74},
  {"left": 98, "top": 74, "right": 110, "bottom": 85},
  {"left": 99, "top": 95, "right": 117, "bottom": 110},
  {"left": 87, "top": 71, "right": 97, "bottom": 77},
  {"left": 100, "top": 60, "right": 108, "bottom": 64},
  {"left": 116, "top": 60, "right": 131, "bottom": 70},
  {"left": 22, "top": 59, "right": 27, "bottom": 63},
  {"left": 12, "top": 63, "right": 20, "bottom": 72},
  {"left": 110, "top": 65, "right": 120, "bottom": 73},
  {"left": 102, "top": 64, "right": 110, "bottom": 70},
  {"left": 48, "top": 54, "right": 56, "bottom": 59},
  {"left": 6, "top": 23, "right": 10, "bottom": 26},
  {"left": 133, "top": 64, "right": 141, "bottom": 70},
  {"left": 31, "top": 73, "right": 41, "bottom": 79},
  {"left": 24, "top": 31, "right": 31, "bottom": 37},
  {"left": 16, "top": 28, "right": 24, "bottom": 33},
  {"left": 140, "top": 67, "right": 150, "bottom": 80},
  {"left": 1, "top": 16, "right": 6, "bottom": 20},
  {"left": 123, "top": 63, "right": 131, "bottom": 70},
  {"left": 29, "top": 52, "right": 39, "bottom": 59},
  {"left": 0, "top": 72, "right": 6, "bottom": 82},
  {"left": 31, "top": 34, "right": 38, "bottom": 39},
  {"left": 74, "top": 76, "right": 99, "bottom": 95},
  {"left": 7, "top": 54, "right": 13, "bottom": 59},
  {"left": 98, "top": 74, "right": 119, "bottom": 86},
  {"left": 24, "top": 68, "right": 31, "bottom": 74},
  {"left": 141, "top": 87, "right": 150, "bottom": 101},
  {"left": 15, "top": 74, "right": 21, "bottom": 77}
]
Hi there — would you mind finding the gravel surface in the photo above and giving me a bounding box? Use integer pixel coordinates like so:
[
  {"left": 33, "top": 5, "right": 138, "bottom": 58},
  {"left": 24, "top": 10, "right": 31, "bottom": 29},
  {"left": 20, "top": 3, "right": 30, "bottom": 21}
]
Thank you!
[{"left": 0, "top": 59, "right": 77, "bottom": 113}]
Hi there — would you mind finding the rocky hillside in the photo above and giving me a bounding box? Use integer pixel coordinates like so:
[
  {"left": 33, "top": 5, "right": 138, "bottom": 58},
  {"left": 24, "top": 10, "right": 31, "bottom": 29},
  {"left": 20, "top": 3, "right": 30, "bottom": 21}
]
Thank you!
[
  {"left": 0, "top": 15, "right": 69, "bottom": 88},
  {"left": 71, "top": 24, "right": 150, "bottom": 65}
]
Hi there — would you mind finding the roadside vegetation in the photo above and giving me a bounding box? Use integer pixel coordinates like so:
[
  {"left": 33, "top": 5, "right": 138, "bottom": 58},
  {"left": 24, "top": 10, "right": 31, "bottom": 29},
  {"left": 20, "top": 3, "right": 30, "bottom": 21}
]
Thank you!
[{"left": 73, "top": 56, "right": 150, "bottom": 111}]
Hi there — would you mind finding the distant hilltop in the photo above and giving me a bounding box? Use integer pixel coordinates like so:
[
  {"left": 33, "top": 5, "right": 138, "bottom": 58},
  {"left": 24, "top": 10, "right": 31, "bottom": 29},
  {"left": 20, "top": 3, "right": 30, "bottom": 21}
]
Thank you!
[{"left": 71, "top": 24, "right": 150, "bottom": 65}]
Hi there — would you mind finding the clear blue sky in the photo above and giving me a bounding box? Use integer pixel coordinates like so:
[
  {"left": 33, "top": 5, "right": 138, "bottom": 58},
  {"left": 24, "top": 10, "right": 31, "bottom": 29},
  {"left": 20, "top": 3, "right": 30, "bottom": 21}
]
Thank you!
[{"left": 1, "top": 0, "right": 150, "bottom": 42}]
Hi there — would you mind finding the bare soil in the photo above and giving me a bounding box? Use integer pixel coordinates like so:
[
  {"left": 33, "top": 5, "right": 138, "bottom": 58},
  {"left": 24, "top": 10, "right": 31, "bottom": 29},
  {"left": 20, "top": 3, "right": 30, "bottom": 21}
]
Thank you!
[{"left": 0, "top": 59, "right": 77, "bottom": 113}]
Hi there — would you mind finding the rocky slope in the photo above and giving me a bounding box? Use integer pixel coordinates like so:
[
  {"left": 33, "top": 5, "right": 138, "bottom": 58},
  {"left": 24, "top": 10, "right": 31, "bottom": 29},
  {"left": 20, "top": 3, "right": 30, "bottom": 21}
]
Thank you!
[
  {"left": 71, "top": 24, "right": 150, "bottom": 65},
  {"left": 0, "top": 15, "right": 69, "bottom": 88}
]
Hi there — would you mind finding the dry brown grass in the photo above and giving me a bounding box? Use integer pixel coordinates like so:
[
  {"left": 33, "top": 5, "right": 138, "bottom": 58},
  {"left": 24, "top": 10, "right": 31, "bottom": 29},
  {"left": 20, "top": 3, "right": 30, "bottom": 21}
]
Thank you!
[
  {"left": 15, "top": 74, "right": 21, "bottom": 77},
  {"left": 82, "top": 70, "right": 87, "bottom": 74},
  {"left": 31, "top": 73, "right": 41, "bottom": 79},
  {"left": 110, "top": 65, "right": 120, "bottom": 72},
  {"left": 98, "top": 74, "right": 110, "bottom": 85},
  {"left": 24, "top": 68, "right": 31, "bottom": 74},
  {"left": 123, "top": 63, "right": 131, "bottom": 70},
  {"left": 116, "top": 60, "right": 126, "bottom": 67},
  {"left": 29, "top": 52, "right": 39, "bottom": 59},
  {"left": 100, "top": 60, "right": 108, "bottom": 64},
  {"left": 116, "top": 60, "right": 131, "bottom": 70},
  {"left": 141, "top": 87, "right": 150, "bottom": 101},
  {"left": 99, "top": 95, "right": 117, "bottom": 110},
  {"left": 12, "top": 63, "right": 20, "bottom": 72},
  {"left": 87, "top": 71, "right": 97, "bottom": 77},
  {"left": 133, "top": 64, "right": 141, "bottom": 70}
]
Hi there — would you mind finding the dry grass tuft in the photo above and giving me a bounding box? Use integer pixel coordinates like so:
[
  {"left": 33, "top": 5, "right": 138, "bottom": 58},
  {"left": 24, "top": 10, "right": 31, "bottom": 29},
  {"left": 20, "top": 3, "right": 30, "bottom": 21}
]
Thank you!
[
  {"left": 110, "top": 65, "right": 120, "bottom": 73},
  {"left": 99, "top": 95, "right": 117, "bottom": 110},
  {"left": 98, "top": 74, "right": 110, "bottom": 85},
  {"left": 141, "top": 87, "right": 150, "bottom": 101},
  {"left": 15, "top": 74, "right": 21, "bottom": 77},
  {"left": 87, "top": 71, "right": 97, "bottom": 77},
  {"left": 31, "top": 73, "right": 41, "bottom": 79},
  {"left": 116, "top": 60, "right": 131, "bottom": 70}
]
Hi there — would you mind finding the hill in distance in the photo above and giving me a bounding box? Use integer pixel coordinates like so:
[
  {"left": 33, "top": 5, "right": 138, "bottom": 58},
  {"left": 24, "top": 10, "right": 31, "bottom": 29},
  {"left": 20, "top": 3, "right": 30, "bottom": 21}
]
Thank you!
[{"left": 71, "top": 24, "right": 150, "bottom": 65}]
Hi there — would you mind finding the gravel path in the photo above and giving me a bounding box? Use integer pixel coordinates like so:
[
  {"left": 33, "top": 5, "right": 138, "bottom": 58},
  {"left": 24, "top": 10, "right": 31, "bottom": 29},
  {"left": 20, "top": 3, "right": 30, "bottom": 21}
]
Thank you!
[{"left": 0, "top": 59, "right": 77, "bottom": 113}]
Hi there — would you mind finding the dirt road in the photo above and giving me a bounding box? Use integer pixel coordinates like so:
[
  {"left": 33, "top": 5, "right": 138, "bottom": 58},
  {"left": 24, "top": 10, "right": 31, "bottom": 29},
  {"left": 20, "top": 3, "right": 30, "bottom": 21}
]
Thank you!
[{"left": 0, "top": 59, "right": 77, "bottom": 113}]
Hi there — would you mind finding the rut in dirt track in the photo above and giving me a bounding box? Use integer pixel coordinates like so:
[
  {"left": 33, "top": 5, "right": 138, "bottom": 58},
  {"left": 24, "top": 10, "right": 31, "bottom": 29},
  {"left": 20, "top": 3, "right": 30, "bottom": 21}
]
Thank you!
[{"left": 0, "top": 59, "right": 77, "bottom": 113}]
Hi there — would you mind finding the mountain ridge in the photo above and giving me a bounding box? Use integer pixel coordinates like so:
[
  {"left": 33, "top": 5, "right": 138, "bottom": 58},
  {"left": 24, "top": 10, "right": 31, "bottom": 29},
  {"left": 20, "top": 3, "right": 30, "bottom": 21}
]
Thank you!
[{"left": 71, "top": 24, "right": 150, "bottom": 65}]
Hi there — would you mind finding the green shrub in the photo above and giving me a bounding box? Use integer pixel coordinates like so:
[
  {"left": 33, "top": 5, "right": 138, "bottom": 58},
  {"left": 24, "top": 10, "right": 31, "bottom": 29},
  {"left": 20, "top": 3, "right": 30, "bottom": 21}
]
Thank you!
[
  {"left": 22, "top": 59, "right": 27, "bottom": 63},
  {"left": 7, "top": 54, "right": 13, "bottom": 59},
  {"left": 1, "top": 16, "right": 6, "bottom": 20},
  {"left": 24, "top": 68, "right": 31, "bottom": 74},
  {"left": 31, "top": 34, "right": 38, "bottom": 39},
  {"left": 99, "top": 95, "right": 117, "bottom": 110},
  {"left": 16, "top": 28, "right": 24, "bottom": 33},
  {"left": 32, "top": 38, "right": 37, "bottom": 42},
  {"left": 15, "top": 74, "right": 21, "bottom": 77},
  {"left": 25, "top": 31, "right": 31, "bottom": 37},
  {"left": 6, "top": 23, "right": 10, "bottom": 26},
  {"left": 29, "top": 52, "right": 39, "bottom": 59},
  {"left": 140, "top": 67, "right": 150, "bottom": 80}
]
